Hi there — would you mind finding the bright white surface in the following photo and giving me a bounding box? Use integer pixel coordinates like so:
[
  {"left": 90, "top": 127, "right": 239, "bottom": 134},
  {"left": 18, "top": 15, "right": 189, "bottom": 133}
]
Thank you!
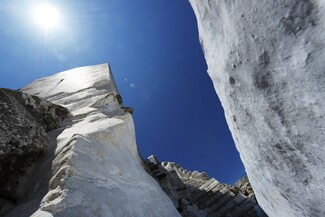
[
  {"left": 21, "top": 64, "right": 181, "bottom": 217},
  {"left": 189, "top": 1, "right": 325, "bottom": 217}
]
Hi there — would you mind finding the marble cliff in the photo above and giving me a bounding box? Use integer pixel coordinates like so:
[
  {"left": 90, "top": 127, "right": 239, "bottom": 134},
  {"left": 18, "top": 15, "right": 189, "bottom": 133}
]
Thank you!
[
  {"left": 0, "top": 64, "right": 180, "bottom": 217},
  {"left": 188, "top": 0, "right": 325, "bottom": 217}
]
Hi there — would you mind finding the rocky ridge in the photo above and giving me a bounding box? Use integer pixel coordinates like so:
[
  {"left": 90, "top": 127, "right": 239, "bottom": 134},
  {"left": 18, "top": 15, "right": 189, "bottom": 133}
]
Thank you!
[{"left": 145, "top": 155, "right": 267, "bottom": 217}]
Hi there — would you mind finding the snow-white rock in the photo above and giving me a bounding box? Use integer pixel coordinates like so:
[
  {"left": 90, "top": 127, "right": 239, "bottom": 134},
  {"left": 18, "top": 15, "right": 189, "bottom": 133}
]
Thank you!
[
  {"left": 188, "top": 1, "right": 325, "bottom": 217},
  {"left": 11, "top": 64, "right": 181, "bottom": 217}
]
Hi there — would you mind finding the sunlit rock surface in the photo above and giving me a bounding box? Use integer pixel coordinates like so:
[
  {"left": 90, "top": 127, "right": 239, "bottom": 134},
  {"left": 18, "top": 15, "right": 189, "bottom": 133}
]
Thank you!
[
  {"left": 145, "top": 155, "right": 266, "bottom": 217},
  {"left": 188, "top": 1, "right": 325, "bottom": 217},
  {"left": 3, "top": 64, "right": 180, "bottom": 217}
]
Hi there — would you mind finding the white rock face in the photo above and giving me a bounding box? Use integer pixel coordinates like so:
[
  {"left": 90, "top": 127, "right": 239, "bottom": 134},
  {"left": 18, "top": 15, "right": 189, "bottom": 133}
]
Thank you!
[
  {"left": 17, "top": 64, "right": 181, "bottom": 217},
  {"left": 188, "top": 1, "right": 325, "bottom": 217}
]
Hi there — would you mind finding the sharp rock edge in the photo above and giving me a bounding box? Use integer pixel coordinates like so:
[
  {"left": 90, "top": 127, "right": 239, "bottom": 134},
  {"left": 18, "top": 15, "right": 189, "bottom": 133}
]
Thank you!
[
  {"left": 188, "top": 0, "right": 325, "bottom": 217},
  {"left": 1, "top": 64, "right": 181, "bottom": 217}
]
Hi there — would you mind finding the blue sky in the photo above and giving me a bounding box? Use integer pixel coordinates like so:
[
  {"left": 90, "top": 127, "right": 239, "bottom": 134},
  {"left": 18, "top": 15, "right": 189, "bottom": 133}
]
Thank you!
[{"left": 0, "top": 0, "right": 245, "bottom": 184}]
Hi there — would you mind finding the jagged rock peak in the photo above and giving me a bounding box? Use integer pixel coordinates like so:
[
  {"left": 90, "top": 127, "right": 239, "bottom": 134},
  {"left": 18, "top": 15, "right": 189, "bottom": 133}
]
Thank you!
[
  {"left": 161, "top": 161, "right": 210, "bottom": 182},
  {"left": 148, "top": 155, "right": 210, "bottom": 183},
  {"left": 146, "top": 155, "right": 267, "bottom": 217}
]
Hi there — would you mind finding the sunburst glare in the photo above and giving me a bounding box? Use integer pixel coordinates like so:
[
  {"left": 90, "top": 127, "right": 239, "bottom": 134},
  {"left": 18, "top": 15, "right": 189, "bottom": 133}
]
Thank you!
[{"left": 33, "top": 4, "right": 61, "bottom": 31}]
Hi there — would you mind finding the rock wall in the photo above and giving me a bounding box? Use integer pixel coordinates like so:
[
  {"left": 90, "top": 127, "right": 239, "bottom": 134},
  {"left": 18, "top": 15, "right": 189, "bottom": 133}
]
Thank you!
[
  {"left": 188, "top": 1, "right": 325, "bottom": 217},
  {"left": 2, "top": 64, "right": 180, "bottom": 217},
  {"left": 145, "top": 155, "right": 267, "bottom": 217}
]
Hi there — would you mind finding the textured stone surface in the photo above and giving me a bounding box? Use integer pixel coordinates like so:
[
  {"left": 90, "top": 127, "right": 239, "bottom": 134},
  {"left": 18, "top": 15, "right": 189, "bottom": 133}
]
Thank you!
[
  {"left": 146, "top": 156, "right": 267, "bottom": 217},
  {"left": 0, "top": 88, "right": 68, "bottom": 206},
  {"left": 2, "top": 64, "right": 180, "bottom": 217},
  {"left": 188, "top": 1, "right": 325, "bottom": 216},
  {"left": 235, "top": 176, "right": 254, "bottom": 198}
]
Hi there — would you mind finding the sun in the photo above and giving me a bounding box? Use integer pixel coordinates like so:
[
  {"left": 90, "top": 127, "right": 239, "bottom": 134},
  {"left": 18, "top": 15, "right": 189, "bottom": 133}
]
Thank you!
[{"left": 33, "top": 4, "right": 61, "bottom": 30}]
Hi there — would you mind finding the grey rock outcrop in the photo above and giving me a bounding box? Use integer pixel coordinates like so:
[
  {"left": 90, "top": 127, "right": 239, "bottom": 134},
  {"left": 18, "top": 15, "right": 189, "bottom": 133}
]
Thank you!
[
  {"left": 0, "top": 88, "right": 68, "bottom": 210},
  {"left": 188, "top": 0, "right": 325, "bottom": 216},
  {"left": 145, "top": 156, "right": 267, "bottom": 217}
]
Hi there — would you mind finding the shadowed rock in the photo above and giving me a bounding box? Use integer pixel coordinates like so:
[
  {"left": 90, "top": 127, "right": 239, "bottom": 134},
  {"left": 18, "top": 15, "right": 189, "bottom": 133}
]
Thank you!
[{"left": 0, "top": 88, "right": 68, "bottom": 205}]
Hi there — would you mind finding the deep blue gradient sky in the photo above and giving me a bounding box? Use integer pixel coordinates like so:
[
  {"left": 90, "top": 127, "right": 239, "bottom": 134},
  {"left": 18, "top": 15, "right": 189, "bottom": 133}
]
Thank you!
[{"left": 0, "top": 0, "right": 245, "bottom": 184}]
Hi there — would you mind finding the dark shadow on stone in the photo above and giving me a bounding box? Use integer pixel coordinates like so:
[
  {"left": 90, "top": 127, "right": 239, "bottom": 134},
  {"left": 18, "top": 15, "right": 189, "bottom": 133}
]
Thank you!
[{"left": 0, "top": 88, "right": 69, "bottom": 217}]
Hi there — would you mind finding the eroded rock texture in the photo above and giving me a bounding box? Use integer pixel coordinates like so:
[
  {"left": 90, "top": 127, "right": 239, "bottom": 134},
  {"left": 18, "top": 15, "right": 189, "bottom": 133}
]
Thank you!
[
  {"left": 145, "top": 156, "right": 267, "bottom": 217},
  {"left": 0, "top": 88, "right": 68, "bottom": 210},
  {"left": 188, "top": 1, "right": 325, "bottom": 216},
  {"left": 235, "top": 176, "right": 254, "bottom": 198},
  {"left": 1, "top": 64, "right": 180, "bottom": 217}
]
